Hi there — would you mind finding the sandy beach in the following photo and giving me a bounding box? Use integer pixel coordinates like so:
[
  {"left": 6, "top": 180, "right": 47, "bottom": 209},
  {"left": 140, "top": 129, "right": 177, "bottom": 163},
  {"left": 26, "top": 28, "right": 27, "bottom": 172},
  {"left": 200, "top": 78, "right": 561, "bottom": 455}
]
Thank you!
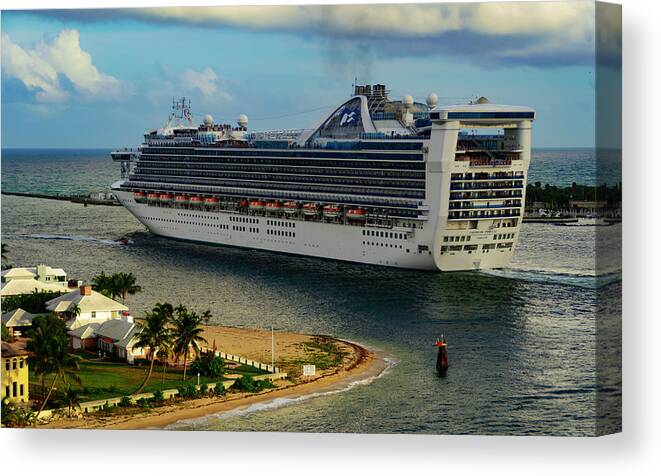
[{"left": 42, "top": 326, "right": 386, "bottom": 430}]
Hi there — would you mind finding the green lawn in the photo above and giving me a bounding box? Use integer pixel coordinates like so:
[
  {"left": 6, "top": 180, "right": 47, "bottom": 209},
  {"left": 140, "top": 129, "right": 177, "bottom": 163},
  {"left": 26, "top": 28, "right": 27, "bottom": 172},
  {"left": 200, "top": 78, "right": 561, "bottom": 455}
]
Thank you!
[{"left": 29, "top": 357, "right": 233, "bottom": 404}]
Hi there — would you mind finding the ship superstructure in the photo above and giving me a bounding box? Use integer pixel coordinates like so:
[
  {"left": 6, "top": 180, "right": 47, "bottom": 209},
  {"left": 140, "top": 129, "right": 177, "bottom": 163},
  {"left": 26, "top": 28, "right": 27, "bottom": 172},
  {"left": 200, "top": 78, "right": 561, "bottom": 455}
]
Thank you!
[{"left": 111, "top": 84, "right": 535, "bottom": 271}]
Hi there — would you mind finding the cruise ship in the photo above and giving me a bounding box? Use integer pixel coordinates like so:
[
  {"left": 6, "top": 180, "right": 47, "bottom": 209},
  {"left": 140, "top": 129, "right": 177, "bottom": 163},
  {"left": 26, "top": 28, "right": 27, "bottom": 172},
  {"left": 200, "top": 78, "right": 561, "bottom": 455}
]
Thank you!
[{"left": 111, "top": 84, "right": 535, "bottom": 271}]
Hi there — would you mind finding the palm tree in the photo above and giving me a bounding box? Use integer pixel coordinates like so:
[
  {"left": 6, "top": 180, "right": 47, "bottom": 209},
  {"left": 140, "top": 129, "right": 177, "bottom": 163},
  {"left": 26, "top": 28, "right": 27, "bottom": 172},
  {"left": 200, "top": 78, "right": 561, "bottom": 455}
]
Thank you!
[
  {"left": 27, "top": 314, "right": 62, "bottom": 398},
  {"left": 133, "top": 303, "right": 174, "bottom": 394},
  {"left": 27, "top": 314, "right": 82, "bottom": 416},
  {"left": 58, "top": 386, "right": 82, "bottom": 418},
  {"left": 65, "top": 303, "right": 82, "bottom": 321},
  {"left": 92, "top": 272, "right": 117, "bottom": 299},
  {"left": 1, "top": 243, "right": 9, "bottom": 271},
  {"left": 113, "top": 272, "right": 142, "bottom": 304},
  {"left": 171, "top": 305, "right": 210, "bottom": 381}
]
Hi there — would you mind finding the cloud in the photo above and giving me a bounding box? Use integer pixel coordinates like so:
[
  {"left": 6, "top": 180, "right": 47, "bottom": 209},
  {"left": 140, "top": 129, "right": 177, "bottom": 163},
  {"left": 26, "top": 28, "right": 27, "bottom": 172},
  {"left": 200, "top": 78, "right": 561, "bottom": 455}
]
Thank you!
[
  {"left": 180, "top": 67, "right": 224, "bottom": 99},
  {"left": 145, "top": 63, "right": 232, "bottom": 108},
  {"left": 26, "top": 2, "right": 616, "bottom": 68},
  {"left": 1, "top": 30, "right": 126, "bottom": 102}
]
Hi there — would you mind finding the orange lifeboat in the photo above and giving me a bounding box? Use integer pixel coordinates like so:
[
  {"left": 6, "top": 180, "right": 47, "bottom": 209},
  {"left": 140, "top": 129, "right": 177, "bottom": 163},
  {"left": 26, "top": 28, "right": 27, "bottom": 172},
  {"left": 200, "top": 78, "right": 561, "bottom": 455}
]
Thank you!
[
  {"left": 160, "top": 193, "right": 174, "bottom": 203},
  {"left": 239, "top": 199, "right": 249, "bottom": 208},
  {"left": 303, "top": 203, "right": 318, "bottom": 216},
  {"left": 249, "top": 200, "right": 266, "bottom": 211},
  {"left": 283, "top": 201, "right": 299, "bottom": 214},
  {"left": 346, "top": 208, "right": 366, "bottom": 220},
  {"left": 175, "top": 195, "right": 189, "bottom": 205},
  {"left": 133, "top": 191, "right": 147, "bottom": 202},
  {"left": 323, "top": 204, "right": 342, "bottom": 218},
  {"left": 190, "top": 196, "right": 204, "bottom": 206},
  {"left": 204, "top": 197, "right": 220, "bottom": 208},
  {"left": 266, "top": 201, "right": 282, "bottom": 213},
  {"left": 147, "top": 193, "right": 161, "bottom": 202}
]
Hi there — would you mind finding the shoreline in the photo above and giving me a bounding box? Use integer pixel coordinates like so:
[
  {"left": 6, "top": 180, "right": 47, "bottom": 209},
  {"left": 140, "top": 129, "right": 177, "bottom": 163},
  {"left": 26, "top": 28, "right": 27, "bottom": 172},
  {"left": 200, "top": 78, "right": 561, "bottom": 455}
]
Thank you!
[{"left": 41, "top": 327, "right": 387, "bottom": 430}]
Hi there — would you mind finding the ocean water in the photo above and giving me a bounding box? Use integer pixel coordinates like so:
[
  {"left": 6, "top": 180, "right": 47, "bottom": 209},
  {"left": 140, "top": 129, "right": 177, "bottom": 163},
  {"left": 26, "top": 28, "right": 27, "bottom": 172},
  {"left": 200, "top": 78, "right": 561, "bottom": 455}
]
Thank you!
[{"left": 0, "top": 149, "right": 622, "bottom": 435}]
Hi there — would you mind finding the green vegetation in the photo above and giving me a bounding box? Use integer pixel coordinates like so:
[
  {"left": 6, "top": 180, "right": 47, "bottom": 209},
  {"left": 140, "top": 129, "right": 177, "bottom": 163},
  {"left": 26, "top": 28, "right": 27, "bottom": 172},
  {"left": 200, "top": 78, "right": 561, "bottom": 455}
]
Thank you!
[
  {"left": 526, "top": 182, "right": 622, "bottom": 209},
  {"left": 26, "top": 314, "right": 82, "bottom": 415},
  {"left": 1, "top": 321, "right": 11, "bottom": 341},
  {"left": 1, "top": 290, "right": 65, "bottom": 314},
  {"left": 284, "top": 336, "right": 348, "bottom": 372},
  {"left": 230, "top": 375, "right": 276, "bottom": 393},
  {"left": 151, "top": 389, "right": 164, "bottom": 403},
  {"left": 1, "top": 398, "right": 36, "bottom": 428},
  {"left": 133, "top": 302, "right": 174, "bottom": 394},
  {"left": 171, "top": 305, "right": 210, "bottom": 381},
  {"left": 56, "top": 386, "right": 82, "bottom": 418},
  {"left": 177, "top": 382, "right": 198, "bottom": 398},
  {"left": 1, "top": 243, "right": 9, "bottom": 270},
  {"left": 190, "top": 352, "right": 226, "bottom": 378},
  {"left": 29, "top": 357, "right": 223, "bottom": 404},
  {"left": 213, "top": 383, "right": 226, "bottom": 397},
  {"left": 92, "top": 271, "right": 142, "bottom": 303}
]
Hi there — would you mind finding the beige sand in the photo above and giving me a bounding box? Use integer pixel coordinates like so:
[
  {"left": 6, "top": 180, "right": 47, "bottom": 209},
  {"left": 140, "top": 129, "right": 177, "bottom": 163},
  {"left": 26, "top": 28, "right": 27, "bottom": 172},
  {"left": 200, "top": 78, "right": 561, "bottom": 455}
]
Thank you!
[{"left": 42, "top": 326, "right": 386, "bottom": 430}]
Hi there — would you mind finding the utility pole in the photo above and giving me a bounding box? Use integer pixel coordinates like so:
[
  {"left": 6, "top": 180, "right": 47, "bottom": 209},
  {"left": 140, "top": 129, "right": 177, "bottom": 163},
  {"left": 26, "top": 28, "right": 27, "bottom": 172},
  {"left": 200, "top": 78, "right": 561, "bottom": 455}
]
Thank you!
[{"left": 271, "top": 325, "right": 275, "bottom": 372}]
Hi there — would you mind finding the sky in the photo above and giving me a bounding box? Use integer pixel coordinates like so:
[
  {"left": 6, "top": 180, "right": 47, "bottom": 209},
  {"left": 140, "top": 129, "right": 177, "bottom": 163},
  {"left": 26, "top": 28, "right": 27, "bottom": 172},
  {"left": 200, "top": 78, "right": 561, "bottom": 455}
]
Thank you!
[{"left": 1, "top": 2, "right": 622, "bottom": 148}]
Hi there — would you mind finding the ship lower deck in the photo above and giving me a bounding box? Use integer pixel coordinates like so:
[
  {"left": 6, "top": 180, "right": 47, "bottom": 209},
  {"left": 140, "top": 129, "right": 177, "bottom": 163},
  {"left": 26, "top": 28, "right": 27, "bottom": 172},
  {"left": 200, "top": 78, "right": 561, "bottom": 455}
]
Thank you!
[{"left": 114, "top": 189, "right": 439, "bottom": 270}]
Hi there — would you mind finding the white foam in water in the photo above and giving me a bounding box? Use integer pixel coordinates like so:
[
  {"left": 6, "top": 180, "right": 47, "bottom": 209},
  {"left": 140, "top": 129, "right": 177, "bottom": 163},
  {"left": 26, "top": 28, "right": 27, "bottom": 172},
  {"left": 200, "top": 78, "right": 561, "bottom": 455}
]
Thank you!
[
  {"left": 164, "top": 356, "right": 399, "bottom": 430},
  {"left": 479, "top": 267, "right": 621, "bottom": 289},
  {"left": 14, "top": 233, "right": 123, "bottom": 246}
]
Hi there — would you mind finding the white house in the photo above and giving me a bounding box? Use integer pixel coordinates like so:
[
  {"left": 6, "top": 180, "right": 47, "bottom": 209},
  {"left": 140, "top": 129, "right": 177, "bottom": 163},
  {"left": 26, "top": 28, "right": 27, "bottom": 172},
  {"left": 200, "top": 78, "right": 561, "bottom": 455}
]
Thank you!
[
  {"left": 1, "top": 264, "right": 69, "bottom": 298},
  {"left": 45, "top": 284, "right": 128, "bottom": 330}
]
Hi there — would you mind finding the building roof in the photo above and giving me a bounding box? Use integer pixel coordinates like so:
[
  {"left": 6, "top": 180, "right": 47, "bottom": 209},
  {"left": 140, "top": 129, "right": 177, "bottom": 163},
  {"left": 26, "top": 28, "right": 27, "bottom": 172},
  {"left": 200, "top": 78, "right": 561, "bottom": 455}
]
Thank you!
[
  {"left": 1, "top": 339, "right": 30, "bottom": 358},
  {"left": 95, "top": 319, "right": 140, "bottom": 342},
  {"left": 1, "top": 265, "right": 67, "bottom": 280},
  {"left": 45, "top": 288, "right": 128, "bottom": 314},
  {"left": 1, "top": 268, "right": 37, "bottom": 280},
  {"left": 0, "top": 278, "right": 68, "bottom": 297},
  {"left": 1, "top": 308, "right": 38, "bottom": 328},
  {"left": 68, "top": 322, "right": 101, "bottom": 339}
]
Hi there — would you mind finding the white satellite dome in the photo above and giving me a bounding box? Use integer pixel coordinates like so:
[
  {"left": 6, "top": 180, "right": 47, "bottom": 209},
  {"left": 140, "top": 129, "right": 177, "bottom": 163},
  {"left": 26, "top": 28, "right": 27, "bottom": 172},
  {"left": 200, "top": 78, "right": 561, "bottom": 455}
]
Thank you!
[
  {"left": 403, "top": 95, "right": 414, "bottom": 109},
  {"left": 426, "top": 93, "right": 439, "bottom": 108},
  {"left": 237, "top": 114, "right": 249, "bottom": 128},
  {"left": 203, "top": 114, "right": 214, "bottom": 126},
  {"left": 476, "top": 96, "right": 490, "bottom": 104}
]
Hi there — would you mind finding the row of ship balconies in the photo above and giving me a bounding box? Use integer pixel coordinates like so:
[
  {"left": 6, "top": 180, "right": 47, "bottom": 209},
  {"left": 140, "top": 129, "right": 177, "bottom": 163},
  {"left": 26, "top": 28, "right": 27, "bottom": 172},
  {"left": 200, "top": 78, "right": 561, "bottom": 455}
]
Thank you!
[
  {"left": 448, "top": 209, "right": 522, "bottom": 221},
  {"left": 451, "top": 172, "right": 525, "bottom": 181},
  {"left": 448, "top": 200, "right": 522, "bottom": 211},
  {"left": 449, "top": 191, "right": 523, "bottom": 201}
]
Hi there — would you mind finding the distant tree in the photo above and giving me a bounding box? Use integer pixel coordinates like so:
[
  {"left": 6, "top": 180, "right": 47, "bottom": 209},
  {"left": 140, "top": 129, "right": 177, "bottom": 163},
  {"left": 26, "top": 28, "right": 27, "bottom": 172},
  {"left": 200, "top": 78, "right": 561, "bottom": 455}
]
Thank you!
[
  {"left": 1, "top": 290, "right": 65, "bottom": 314},
  {"left": 1, "top": 243, "right": 8, "bottom": 269},
  {"left": 57, "top": 386, "right": 82, "bottom": 418},
  {"left": 1, "top": 322, "right": 11, "bottom": 342},
  {"left": 92, "top": 272, "right": 118, "bottom": 299},
  {"left": 65, "top": 303, "right": 81, "bottom": 321},
  {"left": 133, "top": 303, "right": 174, "bottom": 394},
  {"left": 113, "top": 272, "right": 142, "bottom": 304},
  {"left": 171, "top": 305, "right": 209, "bottom": 381}
]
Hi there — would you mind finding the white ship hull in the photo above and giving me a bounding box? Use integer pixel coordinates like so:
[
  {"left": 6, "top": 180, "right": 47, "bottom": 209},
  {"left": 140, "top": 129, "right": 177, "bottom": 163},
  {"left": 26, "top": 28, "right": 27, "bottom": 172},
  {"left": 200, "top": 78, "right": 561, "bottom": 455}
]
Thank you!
[{"left": 114, "top": 189, "right": 518, "bottom": 272}]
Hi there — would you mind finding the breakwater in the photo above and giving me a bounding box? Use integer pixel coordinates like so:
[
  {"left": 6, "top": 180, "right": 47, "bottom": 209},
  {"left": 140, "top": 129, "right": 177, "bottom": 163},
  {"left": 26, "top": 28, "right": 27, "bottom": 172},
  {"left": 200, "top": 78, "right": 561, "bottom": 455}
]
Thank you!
[{"left": 1, "top": 191, "right": 120, "bottom": 206}]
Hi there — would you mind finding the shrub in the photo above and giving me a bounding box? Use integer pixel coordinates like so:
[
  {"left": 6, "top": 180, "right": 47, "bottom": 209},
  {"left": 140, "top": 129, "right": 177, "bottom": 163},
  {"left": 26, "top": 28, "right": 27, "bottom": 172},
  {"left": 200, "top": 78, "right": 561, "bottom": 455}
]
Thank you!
[
  {"left": 177, "top": 382, "right": 198, "bottom": 399},
  {"left": 136, "top": 398, "right": 151, "bottom": 409},
  {"left": 213, "top": 383, "right": 226, "bottom": 396},
  {"left": 151, "top": 390, "right": 164, "bottom": 403},
  {"left": 231, "top": 375, "right": 275, "bottom": 392},
  {"left": 190, "top": 353, "right": 226, "bottom": 378},
  {"left": 199, "top": 383, "right": 208, "bottom": 395},
  {"left": 119, "top": 396, "right": 133, "bottom": 408}
]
